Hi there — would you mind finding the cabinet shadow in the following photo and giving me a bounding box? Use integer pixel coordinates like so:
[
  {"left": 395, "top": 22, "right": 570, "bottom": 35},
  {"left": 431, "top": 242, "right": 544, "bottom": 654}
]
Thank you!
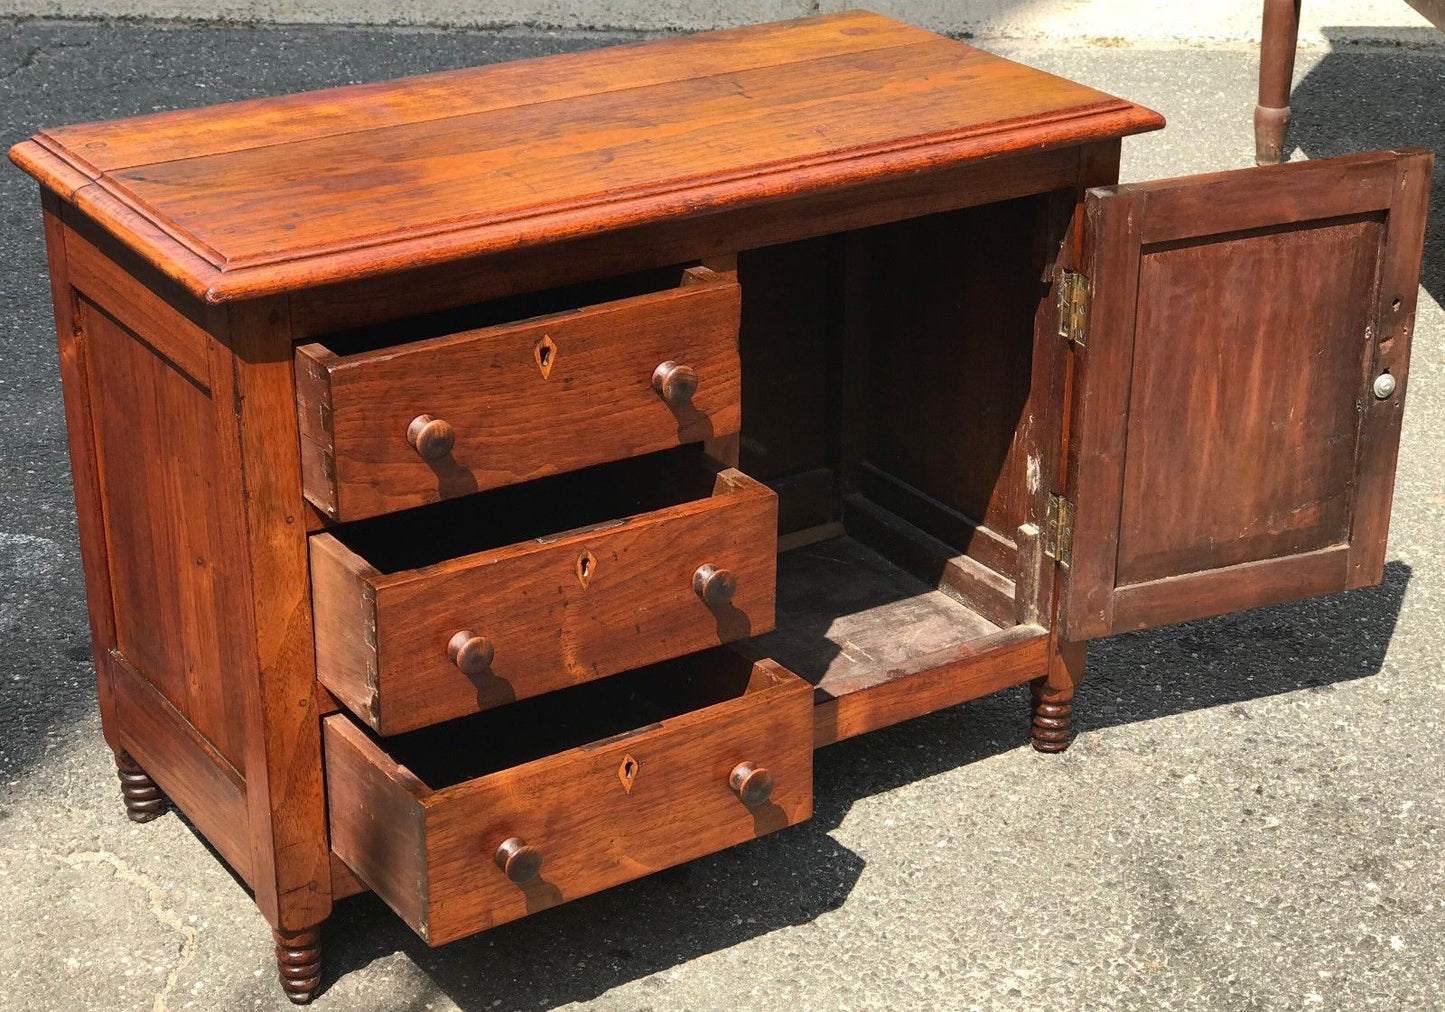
[
  {"left": 1288, "top": 28, "right": 1445, "bottom": 305},
  {"left": 1078, "top": 560, "right": 1411, "bottom": 734},
  {"left": 320, "top": 559, "right": 1409, "bottom": 1010}
]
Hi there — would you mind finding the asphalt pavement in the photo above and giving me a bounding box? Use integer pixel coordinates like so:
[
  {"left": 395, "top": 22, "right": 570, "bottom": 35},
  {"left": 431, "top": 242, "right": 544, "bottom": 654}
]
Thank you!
[{"left": 1, "top": 20, "right": 1443, "bottom": 1012}]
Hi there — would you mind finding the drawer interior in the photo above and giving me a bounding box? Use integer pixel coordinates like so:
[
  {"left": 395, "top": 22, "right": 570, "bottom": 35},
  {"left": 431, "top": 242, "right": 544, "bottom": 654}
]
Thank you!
[
  {"left": 326, "top": 446, "right": 741, "bottom": 574},
  {"left": 349, "top": 650, "right": 783, "bottom": 790},
  {"left": 313, "top": 263, "right": 695, "bottom": 356}
]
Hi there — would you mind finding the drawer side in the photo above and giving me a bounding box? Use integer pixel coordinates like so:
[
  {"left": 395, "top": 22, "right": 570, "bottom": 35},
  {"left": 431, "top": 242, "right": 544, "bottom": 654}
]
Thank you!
[
  {"left": 310, "top": 534, "right": 383, "bottom": 728},
  {"left": 323, "top": 716, "right": 430, "bottom": 936},
  {"left": 294, "top": 345, "right": 338, "bottom": 517}
]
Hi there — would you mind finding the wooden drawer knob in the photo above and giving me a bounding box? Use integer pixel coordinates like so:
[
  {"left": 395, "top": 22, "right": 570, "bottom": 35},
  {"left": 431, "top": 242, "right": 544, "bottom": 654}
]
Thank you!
[
  {"left": 651, "top": 361, "right": 698, "bottom": 406},
  {"left": 729, "top": 762, "right": 774, "bottom": 807},
  {"left": 407, "top": 413, "right": 455, "bottom": 460},
  {"left": 494, "top": 837, "right": 543, "bottom": 884},
  {"left": 692, "top": 564, "right": 737, "bottom": 606},
  {"left": 448, "top": 631, "right": 495, "bottom": 676}
]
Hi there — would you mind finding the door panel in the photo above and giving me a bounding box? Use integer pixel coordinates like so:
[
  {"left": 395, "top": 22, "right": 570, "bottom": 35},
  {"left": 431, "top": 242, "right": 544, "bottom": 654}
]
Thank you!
[
  {"left": 1062, "top": 149, "right": 1430, "bottom": 639},
  {"left": 1116, "top": 216, "right": 1379, "bottom": 586}
]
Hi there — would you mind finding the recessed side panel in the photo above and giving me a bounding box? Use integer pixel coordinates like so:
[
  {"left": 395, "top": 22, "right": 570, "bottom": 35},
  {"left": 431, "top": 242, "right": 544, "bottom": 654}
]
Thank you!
[
  {"left": 79, "top": 298, "right": 249, "bottom": 772},
  {"left": 736, "top": 236, "right": 840, "bottom": 534}
]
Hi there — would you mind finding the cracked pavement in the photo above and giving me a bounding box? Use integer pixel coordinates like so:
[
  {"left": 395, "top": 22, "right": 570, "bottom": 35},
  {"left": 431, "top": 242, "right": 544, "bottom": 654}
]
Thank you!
[{"left": 2, "top": 18, "right": 1445, "bottom": 1012}]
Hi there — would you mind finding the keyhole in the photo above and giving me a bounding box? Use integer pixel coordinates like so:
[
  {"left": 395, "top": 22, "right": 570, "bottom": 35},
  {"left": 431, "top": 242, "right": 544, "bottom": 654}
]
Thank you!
[
  {"left": 576, "top": 550, "right": 596, "bottom": 588},
  {"left": 618, "top": 754, "right": 639, "bottom": 793},
  {"left": 535, "top": 335, "right": 558, "bottom": 379}
]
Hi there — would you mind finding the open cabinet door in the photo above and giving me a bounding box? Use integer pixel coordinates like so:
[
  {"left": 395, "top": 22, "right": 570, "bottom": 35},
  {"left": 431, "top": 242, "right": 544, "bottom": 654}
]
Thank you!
[{"left": 1061, "top": 149, "right": 1431, "bottom": 639}]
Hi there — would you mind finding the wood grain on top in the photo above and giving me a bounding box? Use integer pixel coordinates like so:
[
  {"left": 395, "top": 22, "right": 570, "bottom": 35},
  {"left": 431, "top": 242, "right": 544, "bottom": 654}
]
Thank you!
[{"left": 9, "top": 11, "right": 1162, "bottom": 302}]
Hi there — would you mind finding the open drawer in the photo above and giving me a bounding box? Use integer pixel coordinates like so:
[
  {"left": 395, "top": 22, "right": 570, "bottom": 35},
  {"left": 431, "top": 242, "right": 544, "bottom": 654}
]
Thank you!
[
  {"left": 324, "top": 651, "right": 813, "bottom": 945},
  {"left": 296, "top": 264, "right": 742, "bottom": 521},
  {"left": 311, "top": 449, "right": 778, "bottom": 735}
]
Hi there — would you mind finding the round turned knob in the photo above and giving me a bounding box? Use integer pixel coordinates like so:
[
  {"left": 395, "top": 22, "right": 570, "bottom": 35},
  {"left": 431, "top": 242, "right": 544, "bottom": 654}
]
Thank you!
[
  {"left": 651, "top": 361, "right": 698, "bottom": 406},
  {"left": 692, "top": 564, "right": 737, "bottom": 606},
  {"left": 494, "top": 837, "right": 543, "bottom": 884},
  {"left": 407, "top": 414, "right": 455, "bottom": 460},
  {"left": 448, "top": 630, "right": 495, "bottom": 676},
  {"left": 729, "top": 762, "right": 774, "bottom": 808}
]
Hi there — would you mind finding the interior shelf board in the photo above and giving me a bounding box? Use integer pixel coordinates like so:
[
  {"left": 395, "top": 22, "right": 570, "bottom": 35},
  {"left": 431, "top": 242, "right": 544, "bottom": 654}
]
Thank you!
[
  {"left": 745, "top": 536, "right": 1001, "bottom": 693},
  {"left": 738, "top": 535, "right": 1050, "bottom": 746}
]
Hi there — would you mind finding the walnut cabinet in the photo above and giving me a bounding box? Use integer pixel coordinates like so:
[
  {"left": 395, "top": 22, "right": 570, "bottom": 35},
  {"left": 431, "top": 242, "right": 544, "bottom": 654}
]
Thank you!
[{"left": 10, "top": 11, "right": 1428, "bottom": 1003}]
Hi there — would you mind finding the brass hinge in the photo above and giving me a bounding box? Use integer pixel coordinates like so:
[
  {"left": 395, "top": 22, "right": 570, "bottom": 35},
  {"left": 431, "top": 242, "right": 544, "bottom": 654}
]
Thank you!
[
  {"left": 1044, "top": 493, "right": 1075, "bottom": 568},
  {"left": 1057, "top": 269, "right": 1089, "bottom": 348}
]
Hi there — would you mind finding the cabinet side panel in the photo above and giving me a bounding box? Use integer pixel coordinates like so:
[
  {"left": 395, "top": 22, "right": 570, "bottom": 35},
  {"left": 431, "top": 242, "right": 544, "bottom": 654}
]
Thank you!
[
  {"left": 78, "top": 298, "right": 249, "bottom": 772},
  {"left": 110, "top": 652, "right": 252, "bottom": 880},
  {"left": 864, "top": 194, "right": 1056, "bottom": 577}
]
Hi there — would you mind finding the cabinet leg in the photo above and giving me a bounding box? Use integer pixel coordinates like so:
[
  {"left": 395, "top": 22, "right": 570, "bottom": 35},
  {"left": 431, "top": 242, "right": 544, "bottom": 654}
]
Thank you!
[
  {"left": 274, "top": 926, "right": 323, "bottom": 1005},
  {"left": 1030, "top": 687, "right": 1072, "bottom": 753},
  {"left": 1255, "top": 0, "right": 1302, "bottom": 164},
  {"left": 114, "top": 749, "right": 165, "bottom": 823},
  {"left": 1031, "top": 638, "right": 1086, "bottom": 753}
]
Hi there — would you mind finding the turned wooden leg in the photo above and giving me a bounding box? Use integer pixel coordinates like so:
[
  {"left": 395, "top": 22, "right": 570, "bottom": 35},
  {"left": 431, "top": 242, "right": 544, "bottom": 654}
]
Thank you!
[
  {"left": 1031, "top": 638, "right": 1086, "bottom": 753},
  {"left": 1030, "top": 686, "right": 1072, "bottom": 752},
  {"left": 114, "top": 749, "right": 165, "bottom": 823},
  {"left": 1255, "top": 0, "right": 1302, "bottom": 164},
  {"left": 274, "top": 926, "right": 323, "bottom": 1005}
]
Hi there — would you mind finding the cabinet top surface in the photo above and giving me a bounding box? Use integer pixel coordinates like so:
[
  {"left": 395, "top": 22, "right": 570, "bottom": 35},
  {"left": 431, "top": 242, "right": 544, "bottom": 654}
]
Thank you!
[{"left": 11, "top": 9, "right": 1162, "bottom": 304}]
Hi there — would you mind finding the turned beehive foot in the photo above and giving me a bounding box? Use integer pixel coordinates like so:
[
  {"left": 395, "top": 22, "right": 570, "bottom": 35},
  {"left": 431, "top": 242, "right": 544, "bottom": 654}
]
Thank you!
[
  {"left": 1030, "top": 696, "right": 1072, "bottom": 753},
  {"left": 1032, "top": 639, "right": 1084, "bottom": 754},
  {"left": 114, "top": 749, "right": 165, "bottom": 823},
  {"left": 274, "top": 927, "right": 323, "bottom": 1005}
]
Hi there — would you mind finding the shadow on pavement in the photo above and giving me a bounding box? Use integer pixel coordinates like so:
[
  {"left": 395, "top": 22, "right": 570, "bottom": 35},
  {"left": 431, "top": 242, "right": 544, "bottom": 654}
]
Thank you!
[{"left": 1291, "top": 27, "right": 1445, "bottom": 300}]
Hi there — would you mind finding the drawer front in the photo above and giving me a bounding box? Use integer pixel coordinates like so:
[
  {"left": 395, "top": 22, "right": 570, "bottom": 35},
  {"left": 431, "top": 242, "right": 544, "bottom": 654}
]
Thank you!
[
  {"left": 324, "top": 657, "right": 813, "bottom": 945},
  {"left": 297, "top": 270, "right": 742, "bottom": 521},
  {"left": 311, "top": 467, "right": 778, "bottom": 735}
]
